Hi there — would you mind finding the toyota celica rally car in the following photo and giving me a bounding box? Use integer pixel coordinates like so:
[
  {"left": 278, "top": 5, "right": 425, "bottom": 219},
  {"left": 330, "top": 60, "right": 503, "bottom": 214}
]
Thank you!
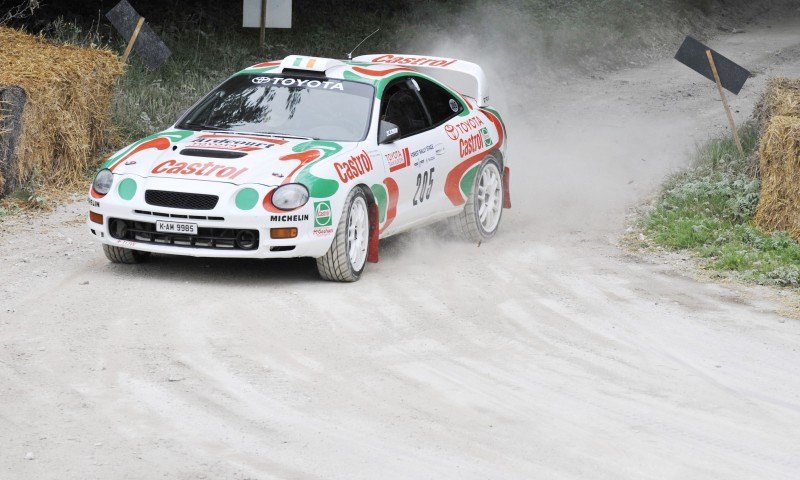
[{"left": 87, "top": 53, "right": 509, "bottom": 282}]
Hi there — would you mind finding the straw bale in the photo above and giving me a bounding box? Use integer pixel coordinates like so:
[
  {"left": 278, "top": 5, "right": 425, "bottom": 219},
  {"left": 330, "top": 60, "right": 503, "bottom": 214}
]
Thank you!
[
  {"left": 753, "top": 77, "right": 800, "bottom": 131},
  {"left": 0, "top": 27, "right": 124, "bottom": 192},
  {"left": 754, "top": 115, "right": 800, "bottom": 240}
]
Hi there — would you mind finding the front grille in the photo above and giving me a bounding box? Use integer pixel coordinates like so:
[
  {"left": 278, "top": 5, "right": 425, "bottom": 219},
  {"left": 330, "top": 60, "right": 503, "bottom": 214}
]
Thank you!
[
  {"left": 108, "top": 218, "right": 259, "bottom": 250},
  {"left": 134, "top": 210, "right": 225, "bottom": 221},
  {"left": 180, "top": 148, "right": 248, "bottom": 159},
  {"left": 145, "top": 190, "right": 218, "bottom": 210}
]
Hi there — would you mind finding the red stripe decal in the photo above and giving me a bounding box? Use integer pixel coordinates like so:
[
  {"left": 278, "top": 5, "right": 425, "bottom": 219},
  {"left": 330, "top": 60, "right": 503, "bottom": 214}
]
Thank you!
[
  {"left": 251, "top": 61, "right": 281, "bottom": 68},
  {"left": 380, "top": 177, "right": 399, "bottom": 233},
  {"left": 352, "top": 66, "right": 412, "bottom": 77},
  {"left": 109, "top": 137, "right": 171, "bottom": 172}
]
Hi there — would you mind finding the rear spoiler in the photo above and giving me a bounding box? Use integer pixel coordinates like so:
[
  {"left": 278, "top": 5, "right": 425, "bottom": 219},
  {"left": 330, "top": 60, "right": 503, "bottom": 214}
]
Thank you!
[{"left": 352, "top": 54, "right": 490, "bottom": 107}]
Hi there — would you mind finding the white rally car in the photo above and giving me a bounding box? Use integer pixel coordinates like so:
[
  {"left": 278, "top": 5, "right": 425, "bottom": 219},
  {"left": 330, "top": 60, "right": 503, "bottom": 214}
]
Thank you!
[{"left": 88, "top": 54, "right": 509, "bottom": 281}]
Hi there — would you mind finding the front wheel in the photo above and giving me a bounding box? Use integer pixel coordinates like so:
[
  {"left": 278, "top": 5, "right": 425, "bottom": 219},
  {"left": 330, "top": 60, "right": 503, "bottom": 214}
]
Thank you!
[
  {"left": 102, "top": 244, "right": 151, "bottom": 264},
  {"left": 450, "top": 156, "right": 504, "bottom": 243},
  {"left": 316, "top": 188, "right": 369, "bottom": 282}
]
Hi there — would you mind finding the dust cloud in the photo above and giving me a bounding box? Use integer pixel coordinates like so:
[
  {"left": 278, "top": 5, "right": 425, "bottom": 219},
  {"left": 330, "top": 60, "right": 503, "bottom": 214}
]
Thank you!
[{"left": 399, "top": 1, "right": 700, "bottom": 237}]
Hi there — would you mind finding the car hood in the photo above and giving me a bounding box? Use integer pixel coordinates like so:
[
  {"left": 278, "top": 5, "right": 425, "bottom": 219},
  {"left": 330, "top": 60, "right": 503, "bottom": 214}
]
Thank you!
[{"left": 110, "top": 131, "right": 359, "bottom": 186}]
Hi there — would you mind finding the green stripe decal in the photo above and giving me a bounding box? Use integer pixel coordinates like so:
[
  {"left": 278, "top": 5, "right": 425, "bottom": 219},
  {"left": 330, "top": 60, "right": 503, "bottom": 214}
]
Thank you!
[
  {"left": 371, "top": 184, "right": 388, "bottom": 223},
  {"left": 460, "top": 164, "right": 480, "bottom": 198},
  {"left": 292, "top": 140, "right": 343, "bottom": 199},
  {"left": 101, "top": 130, "right": 194, "bottom": 170},
  {"left": 293, "top": 57, "right": 303, "bottom": 67}
]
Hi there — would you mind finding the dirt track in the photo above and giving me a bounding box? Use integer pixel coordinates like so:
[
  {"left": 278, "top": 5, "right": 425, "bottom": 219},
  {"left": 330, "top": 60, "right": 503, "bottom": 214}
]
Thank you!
[{"left": 2, "top": 17, "right": 800, "bottom": 480}]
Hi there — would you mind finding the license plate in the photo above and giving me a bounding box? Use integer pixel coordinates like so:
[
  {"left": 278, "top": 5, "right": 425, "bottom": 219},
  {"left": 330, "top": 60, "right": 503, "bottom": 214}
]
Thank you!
[{"left": 156, "top": 220, "right": 198, "bottom": 235}]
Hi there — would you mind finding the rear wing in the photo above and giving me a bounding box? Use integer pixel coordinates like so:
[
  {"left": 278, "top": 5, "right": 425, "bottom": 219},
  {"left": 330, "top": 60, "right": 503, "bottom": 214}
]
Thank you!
[{"left": 352, "top": 54, "right": 490, "bottom": 107}]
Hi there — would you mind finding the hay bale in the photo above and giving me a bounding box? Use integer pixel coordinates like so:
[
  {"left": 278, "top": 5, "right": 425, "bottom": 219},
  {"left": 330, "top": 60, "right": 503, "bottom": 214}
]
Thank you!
[
  {"left": 753, "top": 77, "right": 800, "bottom": 131},
  {"left": 0, "top": 27, "right": 124, "bottom": 192},
  {"left": 754, "top": 115, "right": 800, "bottom": 240}
]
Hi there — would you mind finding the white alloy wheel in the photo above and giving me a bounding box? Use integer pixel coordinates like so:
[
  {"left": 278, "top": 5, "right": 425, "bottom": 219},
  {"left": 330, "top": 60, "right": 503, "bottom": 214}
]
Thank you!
[
  {"left": 450, "top": 156, "right": 504, "bottom": 243},
  {"left": 347, "top": 196, "right": 369, "bottom": 271},
  {"left": 476, "top": 161, "right": 502, "bottom": 233},
  {"left": 316, "top": 187, "right": 371, "bottom": 282}
]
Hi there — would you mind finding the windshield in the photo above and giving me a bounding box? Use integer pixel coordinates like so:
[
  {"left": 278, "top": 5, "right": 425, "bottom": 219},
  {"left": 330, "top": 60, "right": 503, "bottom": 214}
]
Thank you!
[{"left": 178, "top": 74, "right": 374, "bottom": 142}]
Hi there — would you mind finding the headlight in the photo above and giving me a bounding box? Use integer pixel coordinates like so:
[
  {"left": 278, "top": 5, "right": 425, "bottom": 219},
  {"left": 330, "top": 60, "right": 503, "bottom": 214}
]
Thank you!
[
  {"left": 92, "top": 169, "right": 114, "bottom": 196},
  {"left": 271, "top": 183, "right": 309, "bottom": 210}
]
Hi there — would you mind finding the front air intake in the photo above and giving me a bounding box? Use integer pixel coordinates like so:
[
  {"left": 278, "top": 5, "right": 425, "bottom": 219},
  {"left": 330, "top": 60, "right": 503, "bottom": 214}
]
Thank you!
[
  {"left": 145, "top": 190, "right": 219, "bottom": 210},
  {"left": 179, "top": 148, "right": 248, "bottom": 159}
]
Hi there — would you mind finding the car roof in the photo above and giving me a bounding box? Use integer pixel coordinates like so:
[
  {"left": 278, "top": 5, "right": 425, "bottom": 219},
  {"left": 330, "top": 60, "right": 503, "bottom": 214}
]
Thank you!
[
  {"left": 237, "top": 56, "right": 422, "bottom": 84},
  {"left": 234, "top": 55, "right": 475, "bottom": 105}
]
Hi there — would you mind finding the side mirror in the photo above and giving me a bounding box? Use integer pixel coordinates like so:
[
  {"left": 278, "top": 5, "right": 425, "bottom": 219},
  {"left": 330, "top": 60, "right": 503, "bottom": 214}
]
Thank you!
[{"left": 379, "top": 120, "right": 401, "bottom": 144}]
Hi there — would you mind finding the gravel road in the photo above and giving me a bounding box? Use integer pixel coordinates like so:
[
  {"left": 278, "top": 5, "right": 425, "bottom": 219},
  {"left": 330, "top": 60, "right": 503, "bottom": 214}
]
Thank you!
[{"left": 2, "top": 16, "right": 800, "bottom": 480}]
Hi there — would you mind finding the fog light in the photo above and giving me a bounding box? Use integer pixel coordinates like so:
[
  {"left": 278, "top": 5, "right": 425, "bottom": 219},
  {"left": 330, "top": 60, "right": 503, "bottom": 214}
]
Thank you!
[
  {"left": 235, "top": 230, "right": 258, "bottom": 249},
  {"left": 109, "top": 219, "right": 128, "bottom": 239},
  {"left": 89, "top": 211, "right": 103, "bottom": 224},
  {"left": 270, "top": 227, "right": 298, "bottom": 239}
]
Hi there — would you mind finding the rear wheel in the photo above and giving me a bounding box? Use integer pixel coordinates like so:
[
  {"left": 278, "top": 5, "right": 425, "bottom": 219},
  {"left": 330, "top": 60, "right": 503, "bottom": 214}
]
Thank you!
[
  {"left": 451, "top": 156, "right": 504, "bottom": 243},
  {"left": 102, "top": 244, "right": 150, "bottom": 264},
  {"left": 316, "top": 188, "right": 369, "bottom": 282}
]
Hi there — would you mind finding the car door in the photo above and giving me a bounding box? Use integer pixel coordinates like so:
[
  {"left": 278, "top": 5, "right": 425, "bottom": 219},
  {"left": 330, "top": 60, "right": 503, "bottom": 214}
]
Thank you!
[
  {"left": 376, "top": 76, "right": 438, "bottom": 234},
  {"left": 412, "top": 76, "right": 470, "bottom": 217}
]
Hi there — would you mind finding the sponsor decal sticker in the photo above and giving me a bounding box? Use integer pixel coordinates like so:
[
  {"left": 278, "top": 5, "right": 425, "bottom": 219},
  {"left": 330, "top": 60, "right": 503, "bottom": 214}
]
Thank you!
[
  {"left": 459, "top": 132, "right": 484, "bottom": 158},
  {"left": 371, "top": 54, "right": 456, "bottom": 68},
  {"left": 334, "top": 150, "right": 374, "bottom": 183},
  {"left": 445, "top": 116, "right": 484, "bottom": 141},
  {"left": 87, "top": 197, "right": 100, "bottom": 208},
  {"left": 480, "top": 127, "right": 493, "bottom": 147},
  {"left": 385, "top": 147, "right": 410, "bottom": 172},
  {"left": 270, "top": 214, "right": 309, "bottom": 222},
  {"left": 409, "top": 144, "right": 437, "bottom": 169},
  {"left": 186, "top": 135, "right": 277, "bottom": 152},
  {"left": 314, "top": 201, "right": 332, "bottom": 227},
  {"left": 313, "top": 227, "right": 334, "bottom": 237},
  {"left": 251, "top": 76, "right": 345, "bottom": 90},
  {"left": 151, "top": 160, "right": 248, "bottom": 180}
]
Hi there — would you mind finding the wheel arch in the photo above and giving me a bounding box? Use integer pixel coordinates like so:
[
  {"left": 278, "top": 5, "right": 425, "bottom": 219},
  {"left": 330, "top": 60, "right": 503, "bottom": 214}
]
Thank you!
[{"left": 355, "top": 183, "right": 380, "bottom": 263}]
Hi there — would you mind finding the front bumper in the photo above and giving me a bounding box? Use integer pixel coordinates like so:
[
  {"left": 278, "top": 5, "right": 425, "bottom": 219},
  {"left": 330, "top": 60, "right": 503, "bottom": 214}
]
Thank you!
[{"left": 87, "top": 175, "right": 334, "bottom": 259}]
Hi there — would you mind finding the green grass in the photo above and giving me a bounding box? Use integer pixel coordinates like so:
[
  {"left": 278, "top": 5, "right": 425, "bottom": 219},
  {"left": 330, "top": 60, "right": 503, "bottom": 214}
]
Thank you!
[{"left": 644, "top": 125, "right": 800, "bottom": 287}]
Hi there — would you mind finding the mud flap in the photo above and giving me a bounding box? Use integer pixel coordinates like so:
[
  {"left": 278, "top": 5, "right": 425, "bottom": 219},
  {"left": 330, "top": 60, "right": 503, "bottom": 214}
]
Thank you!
[
  {"left": 367, "top": 202, "right": 380, "bottom": 263},
  {"left": 503, "top": 166, "right": 511, "bottom": 209}
]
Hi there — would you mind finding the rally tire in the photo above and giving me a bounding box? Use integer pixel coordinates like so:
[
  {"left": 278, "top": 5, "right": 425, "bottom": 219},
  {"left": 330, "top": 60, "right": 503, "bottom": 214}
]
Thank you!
[
  {"left": 316, "top": 188, "right": 370, "bottom": 282},
  {"left": 451, "top": 156, "right": 504, "bottom": 243},
  {"left": 102, "top": 244, "right": 150, "bottom": 264}
]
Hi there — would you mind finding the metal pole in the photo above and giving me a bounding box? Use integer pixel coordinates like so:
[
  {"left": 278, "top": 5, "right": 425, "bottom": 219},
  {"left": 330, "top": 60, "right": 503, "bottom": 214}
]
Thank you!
[{"left": 259, "top": 0, "right": 266, "bottom": 57}]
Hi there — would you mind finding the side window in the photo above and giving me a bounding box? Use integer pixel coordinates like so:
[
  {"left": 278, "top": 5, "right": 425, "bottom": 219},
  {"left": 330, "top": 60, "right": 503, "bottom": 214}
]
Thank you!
[
  {"left": 380, "top": 79, "right": 429, "bottom": 139},
  {"left": 415, "top": 77, "right": 462, "bottom": 126}
]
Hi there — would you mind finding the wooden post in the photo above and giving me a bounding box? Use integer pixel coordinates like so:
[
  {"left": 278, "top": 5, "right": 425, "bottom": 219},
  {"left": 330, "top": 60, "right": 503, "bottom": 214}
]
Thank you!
[
  {"left": 121, "top": 16, "right": 145, "bottom": 64},
  {"left": 706, "top": 49, "right": 744, "bottom": 156},
  {"left": 259, "top": 0, "right": 266, "bottom": 57}
]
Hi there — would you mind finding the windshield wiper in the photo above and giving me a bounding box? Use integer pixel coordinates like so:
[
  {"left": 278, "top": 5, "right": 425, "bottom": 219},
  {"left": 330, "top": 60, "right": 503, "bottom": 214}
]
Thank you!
[
  {"left": 181, "top": 122, "right": 229, "bottom": 132},
  {"left": 253, "top": 131, "right": 317, "bottom": 140}
]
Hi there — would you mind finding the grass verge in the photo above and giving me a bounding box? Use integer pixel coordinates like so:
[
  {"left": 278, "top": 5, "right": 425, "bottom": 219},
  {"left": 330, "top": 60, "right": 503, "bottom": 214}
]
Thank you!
[{"left": 640, "top": 124, "right": 800, "bottom": 287}]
